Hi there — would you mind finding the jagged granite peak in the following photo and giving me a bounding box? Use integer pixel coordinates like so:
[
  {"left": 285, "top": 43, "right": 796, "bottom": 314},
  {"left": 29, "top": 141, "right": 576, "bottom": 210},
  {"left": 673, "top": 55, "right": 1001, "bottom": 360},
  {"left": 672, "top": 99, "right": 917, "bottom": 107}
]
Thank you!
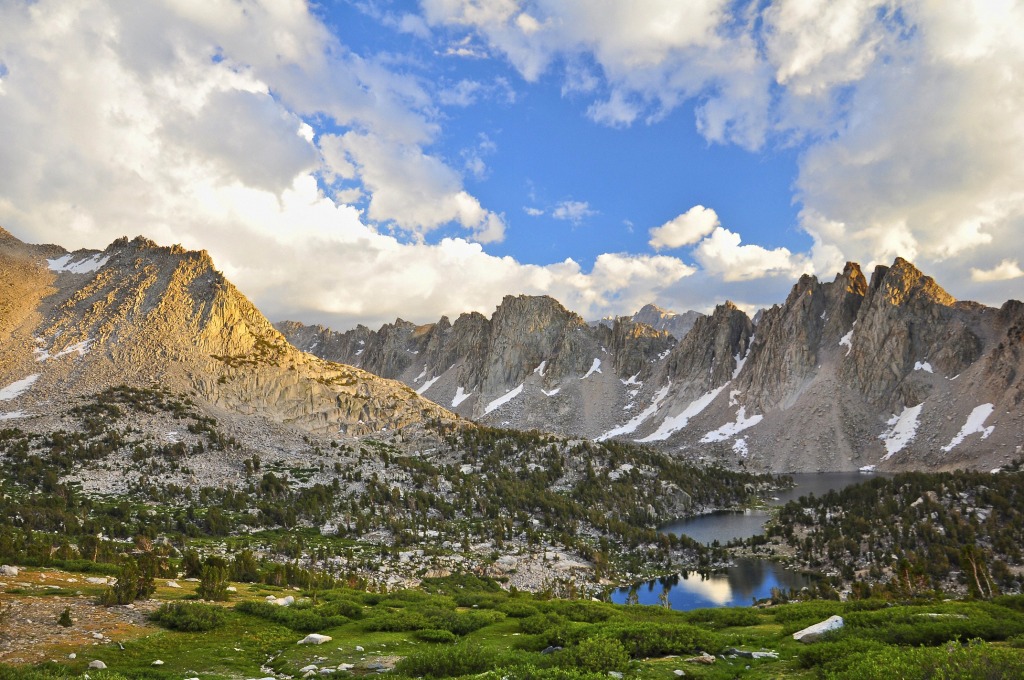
[
  {"left": 665, "top": 301, "right": 753, "bottom": 396},
  {"left": 601, "top": 316, "right": 674, "bottom": 381},
  {"left": 841, "top": 257, "right": 981, "bottom": 409},
  {"left": 597, "top": 303, "right": 704, "bottom": 340},
  {"left": 736, "top": 263, "right": 867, "bottom": 411},
  {"left": 0, "top": 232, "right": 456, "bottom": 441},
  {"left": 632, "top": 303, "right": 704, "bottom": 339}
]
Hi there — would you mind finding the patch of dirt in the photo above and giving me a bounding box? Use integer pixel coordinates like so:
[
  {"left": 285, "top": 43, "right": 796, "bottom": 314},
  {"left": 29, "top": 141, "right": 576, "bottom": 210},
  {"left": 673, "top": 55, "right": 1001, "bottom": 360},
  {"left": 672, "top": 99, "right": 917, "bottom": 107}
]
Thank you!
[{"left": 0, "top": 570, "right": 158, "bottom": 665}]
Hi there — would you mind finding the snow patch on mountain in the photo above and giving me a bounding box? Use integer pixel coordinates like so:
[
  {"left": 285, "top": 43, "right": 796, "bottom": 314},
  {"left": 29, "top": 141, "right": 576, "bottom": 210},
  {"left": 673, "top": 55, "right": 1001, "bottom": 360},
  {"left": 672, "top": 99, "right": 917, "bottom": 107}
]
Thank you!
[
  {"left": 542, "top": 388, "right": 560, "bottom": 397},
  {"left": 0, "top": 374, "right": 39, "bottom": 401},
  {"left": 638, "top": 385, "right": 726, "bottom": 443},
  {"left": 839, "top": 323, "right": 855, "bottom": 356},
  {"left": 880, "top": 403, "right": 924, "bottom": 460},
  {"left": 942, "top": 404, "right": 995, "bottom": 452},
  {"left": 534, "top": 361, "right": 547, "bottom": 377},
  {"left": 582, "top": 358, "right": 602, "bottom": 379},
  {"left": 451, "top": 386, "right": 472, "bottom": 408},
  {"left": 0, "top": 411, "right": 28, "bottom": 421},
  {"left": 485, "top": 384, "right": 523, "bottom": 414},
  {"left": 701, "top": 407, "right": 763, "bottom": 442},
  {"left": 914, "top": 361, "right": 933, "bottom": 373},
  {"left": 598, "top": 383, "right": 671, "bottom": 442},
  {"left": 47, "top": 253, "right": 109, "bottom": 274},
  {"left": 732, "top": 438, "right": 749, "bottom": 458},
  {"left": 416, "top": 376, "right": 440, "bottom": 395}
]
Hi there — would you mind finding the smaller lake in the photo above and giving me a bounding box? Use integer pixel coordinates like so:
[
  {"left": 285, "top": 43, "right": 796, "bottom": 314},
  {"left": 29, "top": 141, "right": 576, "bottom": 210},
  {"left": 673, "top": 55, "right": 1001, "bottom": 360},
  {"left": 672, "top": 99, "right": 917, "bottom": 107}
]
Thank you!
[
  {"left": 609, "top": 558, "right": 812, "bottom": 610},
  {"left": 660, "top": 471, "right": 882, "bottom": 546}
]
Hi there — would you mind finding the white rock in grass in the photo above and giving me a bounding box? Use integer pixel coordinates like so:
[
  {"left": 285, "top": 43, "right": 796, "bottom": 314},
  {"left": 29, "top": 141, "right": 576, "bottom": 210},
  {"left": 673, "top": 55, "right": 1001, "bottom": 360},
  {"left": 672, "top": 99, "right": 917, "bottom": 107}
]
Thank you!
[
  {"left": 88, "top": 660, "right": 107, "bottom": 669},
  {"left": 300, "top": 665, "right": 319, "bottom": 673},
  {"left": 793, "top": 615, "right": 844, "bottom": 643},
  {"left": 299, "top": 634, "right": 333, "bottom": 645},
  {"left": 355, "top": 645, "right": 364, "bottom": 652},
  {"left": 166, "top": 580, "right": 181, "bottom": 588},
  {"left": 152, "top": 660, "right": 164, "bottom": 665},
  {"left": 226, "top": 586, "right": 237, "bottom": 592}
]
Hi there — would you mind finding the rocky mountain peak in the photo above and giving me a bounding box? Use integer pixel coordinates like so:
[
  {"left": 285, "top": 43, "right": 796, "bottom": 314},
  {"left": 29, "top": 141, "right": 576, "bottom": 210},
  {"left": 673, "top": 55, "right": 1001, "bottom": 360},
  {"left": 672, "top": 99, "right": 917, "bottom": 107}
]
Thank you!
[
  {"left": 0, "top": 232, "right": 456, "bottom": 440},
  {"left": 870, "top": 257, "right": 956, "bottom": 307}
]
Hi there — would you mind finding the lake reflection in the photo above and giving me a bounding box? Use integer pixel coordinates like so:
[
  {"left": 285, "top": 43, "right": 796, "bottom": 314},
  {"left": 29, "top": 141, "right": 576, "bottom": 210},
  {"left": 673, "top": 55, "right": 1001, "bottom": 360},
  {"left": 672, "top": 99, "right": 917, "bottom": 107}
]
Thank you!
[{"left": 610, "top": 558, "right": 812, "bottom": 610}]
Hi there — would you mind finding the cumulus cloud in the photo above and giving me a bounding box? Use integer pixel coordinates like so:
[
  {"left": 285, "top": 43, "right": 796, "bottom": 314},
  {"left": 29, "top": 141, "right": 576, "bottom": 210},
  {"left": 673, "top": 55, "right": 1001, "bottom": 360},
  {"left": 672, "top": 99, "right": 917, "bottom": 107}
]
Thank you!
[
  {"left": 971, "top": 260, "right": 1024, "bottom": 283},
  {"left": 551, "top": 200, "right": 597, "bottom": 224},
  {"left": 693, "top": 227, "right": 811, "bottom": 282},
  {"left": 649, "top": 205, "right": 720, "bottom": 250}
]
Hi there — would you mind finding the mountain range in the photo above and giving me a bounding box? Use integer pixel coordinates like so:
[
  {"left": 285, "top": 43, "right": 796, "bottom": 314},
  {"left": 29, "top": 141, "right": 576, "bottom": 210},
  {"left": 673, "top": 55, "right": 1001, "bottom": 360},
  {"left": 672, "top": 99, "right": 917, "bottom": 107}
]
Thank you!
[
  {"left": 1, "top": 228, "right": 1020, "bottom": 474},
  {"left": 278, "top": 261, "right": 1023, "bottom": 473}
]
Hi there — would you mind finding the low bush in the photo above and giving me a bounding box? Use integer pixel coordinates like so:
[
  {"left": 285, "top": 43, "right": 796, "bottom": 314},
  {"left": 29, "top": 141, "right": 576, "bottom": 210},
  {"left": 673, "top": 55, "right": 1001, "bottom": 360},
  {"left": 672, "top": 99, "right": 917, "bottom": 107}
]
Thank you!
[
  {"left": 150, "top": 602, "right": 226, "bottom": 632},
  {"left": 823, "top": 639, "right": 1024, "bottom": 680},
  {"left": 394, "top": 643, "right": 495, "bottom": 678},
  {"left": 478, "top": 664, "right": 610, "bottom": 680},
  {"left": 235, "top": 600, "right": 347, "bottom": 633},
  {"left": 683, "top": 607, "right": 761, "bottom": 628},
  {"left": 594, "top": 622, "right": 722, "bottom": 658},
  {"left": 501, "top": 601, "right": 540, "bottom": 618},
  {"left": 416, "top": 628, "right": 458, "bottom": 643},
  {"left": 844, "top": 602, "right": 1024, "bottom": 646},
  {"left": 556, "top": 637, "right": 629, "bottom": 673},
  {"left": 541, "top": 600, "right": 613, "bottom": 623},
  {"left": 797, "top": 636, "right": 888, "bottom": 670}
]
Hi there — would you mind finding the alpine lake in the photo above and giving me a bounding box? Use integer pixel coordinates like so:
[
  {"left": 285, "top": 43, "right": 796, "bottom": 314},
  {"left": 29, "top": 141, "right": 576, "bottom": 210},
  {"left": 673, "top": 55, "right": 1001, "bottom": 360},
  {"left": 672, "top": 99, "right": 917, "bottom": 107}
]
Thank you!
[{"left": 611, "top": 472, "right": 879, "bottom": 609}]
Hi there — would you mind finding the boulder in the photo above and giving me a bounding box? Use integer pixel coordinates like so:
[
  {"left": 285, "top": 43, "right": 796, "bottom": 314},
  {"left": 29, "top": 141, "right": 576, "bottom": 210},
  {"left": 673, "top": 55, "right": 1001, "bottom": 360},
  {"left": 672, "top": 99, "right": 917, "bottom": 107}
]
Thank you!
[
  {"left": 298, "top": 633, "right": 333, "bottom": 645},
  {"left": 0, "top": 565, "right": 18, "bottom": 577},
  {"left": 684, "top": 653, "right": 715, "bottom": 664},
  {"left": 793, "top": 615, "right": 844, "bottom": 643},
  {"left": 88, "top": 660, "right": 107, "bottom": 669}
]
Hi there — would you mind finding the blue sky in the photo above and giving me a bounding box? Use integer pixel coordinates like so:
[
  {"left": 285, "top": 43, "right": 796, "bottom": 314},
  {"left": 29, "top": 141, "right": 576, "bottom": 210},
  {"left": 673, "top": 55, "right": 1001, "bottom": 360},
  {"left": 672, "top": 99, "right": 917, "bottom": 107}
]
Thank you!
[{"left": 1, "top": 1, "right": 1022, "bottom": 329}]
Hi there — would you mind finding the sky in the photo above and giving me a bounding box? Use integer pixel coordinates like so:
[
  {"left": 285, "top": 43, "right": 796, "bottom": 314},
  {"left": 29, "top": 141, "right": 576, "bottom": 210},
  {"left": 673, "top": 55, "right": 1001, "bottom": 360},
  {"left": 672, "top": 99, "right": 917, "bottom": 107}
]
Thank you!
[{"left": 1, "top": 1, "right": 1022, "bottom": 331}]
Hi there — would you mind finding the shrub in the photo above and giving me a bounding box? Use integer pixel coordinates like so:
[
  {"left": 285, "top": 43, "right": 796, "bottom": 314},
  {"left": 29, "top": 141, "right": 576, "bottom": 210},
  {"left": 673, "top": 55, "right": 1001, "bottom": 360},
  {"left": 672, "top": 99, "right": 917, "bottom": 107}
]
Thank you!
[
  {"left": 57, "top": 607, "right": 72, "bottom": 628},
  {"left": 501, "top": 601, "right": 540, "bottom": 618},
  {"left": 797, "top": 637, "right": 888, "bottom": 670},
  {"left": 394, "top": 643, "right": 495, "bottom": 678},
  {"left": 150, "top": 602, "right": 226, "bottom": 632},
  {"left": 416, "top": 628, "right": 458, "bottom": 643},
  {"left": 479, "top": 666, "right": 608, "bottom": 680},
  {"left": 197, "top": 564, "right": 230, "bottom": 601},
  {"left": 595, "top": 622, "right": 722, "bottom": 658},
  {"left": 542, "top": 601, "right": 613, "bottom": 623},
  {"left": 235, "top": 601, "right": 348, "bottom": 633},
  {"left": 557, "top": 637, "right": 629, "bottom": 673},
  {"left": 683, "top": 607, "right": 760, "bottom": 628},
  {"left": 362, "top": 608, "right": 430, "bottom": 632},
  {"left": 844, "top": 602, "right": 1024, "bottom": 646},
  {"left": 100, "top": 557, "right": 155, "bottom": 606},
  {"left": 823, "top": 640, "right": 1024, "bottom": 680}
]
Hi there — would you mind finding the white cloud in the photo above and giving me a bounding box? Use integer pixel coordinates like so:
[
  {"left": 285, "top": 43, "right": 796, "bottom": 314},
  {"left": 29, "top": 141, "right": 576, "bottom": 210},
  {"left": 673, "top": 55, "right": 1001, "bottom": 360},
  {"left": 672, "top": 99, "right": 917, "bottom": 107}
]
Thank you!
[
  {"left": 524, "top": 207, "right": 544, "bottom": 216},
  {"left": 693, "top": 227, "right": 811, "bottom": 282},
  {"left": 971, "top": 260, "right": 1024, "bottom": 283},
  {"left": 649, "top": 205, "right": 720, "bottom": 250},
  {"left": 551, "top": 200, "right": 596, "bottom": 224}
]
